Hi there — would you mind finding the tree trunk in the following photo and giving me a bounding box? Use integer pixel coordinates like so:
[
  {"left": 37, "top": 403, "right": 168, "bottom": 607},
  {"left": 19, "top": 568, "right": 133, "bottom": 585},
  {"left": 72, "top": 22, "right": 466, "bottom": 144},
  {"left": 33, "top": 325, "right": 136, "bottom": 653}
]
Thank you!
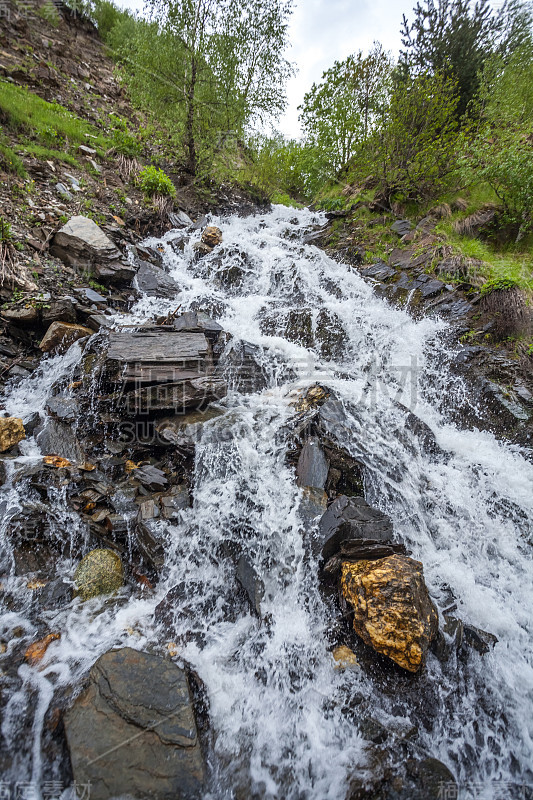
[{"left": 186, "top": 57, "right": 197, "bottom": 175}]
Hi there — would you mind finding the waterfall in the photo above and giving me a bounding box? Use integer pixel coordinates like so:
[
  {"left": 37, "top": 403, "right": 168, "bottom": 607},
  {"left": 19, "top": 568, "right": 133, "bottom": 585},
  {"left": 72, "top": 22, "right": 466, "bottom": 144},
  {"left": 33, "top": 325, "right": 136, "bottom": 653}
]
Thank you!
[{"left": 0, "top": 205, "right": 531, "bottom": 799}]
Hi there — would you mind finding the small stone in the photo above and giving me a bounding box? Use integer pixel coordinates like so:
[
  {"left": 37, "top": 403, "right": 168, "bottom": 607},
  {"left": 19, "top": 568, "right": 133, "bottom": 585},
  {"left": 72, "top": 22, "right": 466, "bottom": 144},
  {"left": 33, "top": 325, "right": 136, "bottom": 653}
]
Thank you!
[
  {"left": 0, "top": 417, "right": 25, "bottom": 452},
  {"left": 40, "top": 321, "right": 93, "bottom": 354},
  {"left": 25, "top": 632, "right": 61, "bottom": 665},
  {"left": 332, "top": 645, "right": 359, "bottom": 670},
  {"left": 74, "top": 549, "right": 124, "bottom": 601},
  {"left": 201, "top": 226, "right": 222, "bottom": 248}
]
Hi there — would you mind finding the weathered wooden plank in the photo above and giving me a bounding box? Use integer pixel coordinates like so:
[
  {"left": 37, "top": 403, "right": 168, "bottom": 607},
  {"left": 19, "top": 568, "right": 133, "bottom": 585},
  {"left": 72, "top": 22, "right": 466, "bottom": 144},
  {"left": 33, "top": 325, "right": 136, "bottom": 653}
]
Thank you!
[{"left": 107, "top": 331, "right": 208, "bottom": 363}]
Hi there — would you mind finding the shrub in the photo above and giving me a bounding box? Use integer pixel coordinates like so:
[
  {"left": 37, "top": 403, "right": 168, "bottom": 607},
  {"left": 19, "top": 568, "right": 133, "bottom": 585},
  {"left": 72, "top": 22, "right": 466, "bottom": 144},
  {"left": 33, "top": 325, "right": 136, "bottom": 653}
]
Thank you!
[
  {"left": 112, "top": 128, "right": 142, "bottom": 157},
  {"left": 137, "top": 166, "right": 176, "bottom": 198}
]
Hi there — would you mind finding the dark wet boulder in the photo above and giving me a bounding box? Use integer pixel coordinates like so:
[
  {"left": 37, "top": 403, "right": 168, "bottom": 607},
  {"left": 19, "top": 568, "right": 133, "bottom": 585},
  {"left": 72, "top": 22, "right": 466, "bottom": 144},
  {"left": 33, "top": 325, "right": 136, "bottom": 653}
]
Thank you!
[
  {"left": 135, "top": 518, "right": 166, "bottom": 570},
  {"left": 236, "top": 553, "right": 265, "bottom": 617},
  {"left": 64, "top": 648, "right": 206, "bottom": 800},
  {"left": 297, "top": 437, "right": 329, "bottom": 490},
  {"left": 463, "top": 624, "right": 498, "bottom": 655},
  {"left": 135, "top": 260, "right": 180, "bottom": 298},
  {"left": 218, "top": 340, "right": 269, "bottom": 394},
  {"left": 316, "top": 495, "right": 397, "bottom": 563},
  {"left": 348, "top": 756, "right": 457, "bottom": 800}
]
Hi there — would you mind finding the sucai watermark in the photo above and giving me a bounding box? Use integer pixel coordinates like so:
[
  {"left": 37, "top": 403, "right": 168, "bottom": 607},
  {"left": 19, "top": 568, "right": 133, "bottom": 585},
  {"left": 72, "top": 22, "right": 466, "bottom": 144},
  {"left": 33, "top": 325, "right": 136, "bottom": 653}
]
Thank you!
[
  {"left": 0, "top": 0, "right": 85, "bottom": 24},
  {"left": 437, "top": 780, "right": 532, "bottom": 799},
  {"left": 0, "top": 781, "right": 90, "bottom": 800}
]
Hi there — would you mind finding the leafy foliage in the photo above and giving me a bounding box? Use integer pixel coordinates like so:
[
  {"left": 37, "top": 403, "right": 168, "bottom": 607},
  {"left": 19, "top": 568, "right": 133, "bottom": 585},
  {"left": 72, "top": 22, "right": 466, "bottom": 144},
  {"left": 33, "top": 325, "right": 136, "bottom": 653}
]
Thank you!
[
  {"left": 480, "top": 277, "right": 520, "bottom": 296},
  {"left": 299, "top": 44, "right": 393, "bottom": 173},
  {"left": 465, "top": 46, "right": 533, "bottom": 232},
  {"left": 354, "top": 71, "right": 464, "bottom": 203},
  {"left": 137, "top": 166, "right": 176, "bottom": 198},
  {"left": 399, "top": 0, "right": 532, "bottom": 117},
  {"left": 101, "top": 0, "right": 293, "bottom": 177}
]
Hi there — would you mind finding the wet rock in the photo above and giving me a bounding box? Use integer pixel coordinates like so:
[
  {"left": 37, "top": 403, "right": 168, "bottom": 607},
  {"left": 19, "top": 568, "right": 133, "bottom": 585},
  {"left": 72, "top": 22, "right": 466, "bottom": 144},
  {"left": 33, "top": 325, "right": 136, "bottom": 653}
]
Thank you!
[
  {"left": 169, "top": 209, "right": 194, "bottom": 228},
  {"left": 0, "top": 417, "right": 25, "bottom": 452},
  {"left": 218, "top": 340, "right": 269, "bottom": 394},
  {"left": 122, "top": 376, "right": 227, "bottom": 415},
  {"left": 50, "top": 216, "right": 135, "bottom": 285},
  {"left": 347, "top": 756, "right": 457, "bottom": 800},
  {"left": 297, "top": 437, "right": 329, "bottom": 490},
  {"left": 135, "top": 260, "right": 180, "bottom": 298},
  {"left": 298, "top": 487, "right": 328, "bottom": 530},
  {"left": 341, "top": 555, "right": 438, "bottom": 672},
  {"left": 45, "top": 395, "right": 79, "bottom": 423},
  {"left": 37, "top": 418, "right": 85, "bottom": 463},
  {"left": 39, "top": 321, "right": 93, "bottom": 354},
  {"left": 160, "top": 484, "right": 191, "bottom": 519},
  {"left": 73, "top": 548, "right": 124, "bottom": 601},
  {"left": 332, "top": 645, "right": 359, "bottom": 670},
  {"left": 315, "top": 309, "right": 346, "bottom": 360},
  {"left": 41, "top": 298, "right": 77, "bottom": 325},
  {"left": 316, "top": 495, "right": 396, "bottom": 562},
  {"left": 135, "top": 518, "right": 166, "bottom": 570},
  {"left": 192, "top": 241, "right": 213, "bottom": 259},
  {"left": 156, "top": 408, "right": 224, "bottom": 450},
  {"left": 78, "top": 287, "right": 107, "bottom": 305},
  {"left": 201, "top": 225, "right": 222, "bottom": 248},
  {"left": 35, "top": 578, "right": 73, "bottom": 610},
  {"left": 463, "top": 624, "right": 498, "bottom": 655},
  {"left": 133, "top": 464, "right": 168, "bottom": 491},
  {"left": 64, "top": 648, "right": 205, "bottom": 800},
  {"left": 104, "top": 329, "right": 210, "bottom": 385},
  {"left": 236, "top": 554, "right": 265, "bottom": 617}
]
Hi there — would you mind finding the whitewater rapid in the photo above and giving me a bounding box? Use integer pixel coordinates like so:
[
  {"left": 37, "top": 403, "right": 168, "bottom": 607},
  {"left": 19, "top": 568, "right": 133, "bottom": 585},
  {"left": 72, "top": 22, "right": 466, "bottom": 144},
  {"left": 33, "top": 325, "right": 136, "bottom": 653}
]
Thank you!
[{"left": 0, "top": 205, "right": 531, "bottom": 799}]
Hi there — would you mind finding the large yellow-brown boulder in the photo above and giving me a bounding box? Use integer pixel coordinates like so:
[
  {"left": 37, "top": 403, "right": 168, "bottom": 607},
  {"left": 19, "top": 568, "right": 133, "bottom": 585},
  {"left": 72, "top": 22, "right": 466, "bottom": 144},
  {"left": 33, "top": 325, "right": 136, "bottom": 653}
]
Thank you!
[
  {"left": 341, "top": 554, "right": 438, "bottom": 672},
  {"left": 40, "top": 321, "right": 93, "bottom": 354},
  {"left": 0, "top": 417, "right": 25, "bottom": 452}
]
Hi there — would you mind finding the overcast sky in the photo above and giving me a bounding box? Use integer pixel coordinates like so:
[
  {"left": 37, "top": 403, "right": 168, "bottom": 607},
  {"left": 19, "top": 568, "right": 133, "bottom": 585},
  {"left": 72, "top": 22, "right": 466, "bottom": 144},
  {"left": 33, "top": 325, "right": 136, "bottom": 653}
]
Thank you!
[{"left": 114, "top": 0, "right": 499, "bottom": 139}]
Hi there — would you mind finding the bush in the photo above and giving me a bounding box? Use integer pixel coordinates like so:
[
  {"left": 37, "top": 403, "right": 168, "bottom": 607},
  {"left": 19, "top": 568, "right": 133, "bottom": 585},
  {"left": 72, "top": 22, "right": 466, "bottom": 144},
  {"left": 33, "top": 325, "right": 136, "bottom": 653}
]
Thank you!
[
  {"left": 137, "top": 165, "right": 176, "bottom": 198},
  {"left": 112, "top": 128, "right": 142, "bottom": 157}
]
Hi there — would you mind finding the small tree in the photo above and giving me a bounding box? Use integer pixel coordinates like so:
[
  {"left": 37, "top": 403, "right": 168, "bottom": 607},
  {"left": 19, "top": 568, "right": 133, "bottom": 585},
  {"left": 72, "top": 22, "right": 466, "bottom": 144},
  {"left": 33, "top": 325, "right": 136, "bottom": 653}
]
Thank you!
[
  {"left": 298, "top": 43, "right": 393, "bottom": 174},
  {"left": 355, "top": 71, "right": 464, "bottom": 203}
]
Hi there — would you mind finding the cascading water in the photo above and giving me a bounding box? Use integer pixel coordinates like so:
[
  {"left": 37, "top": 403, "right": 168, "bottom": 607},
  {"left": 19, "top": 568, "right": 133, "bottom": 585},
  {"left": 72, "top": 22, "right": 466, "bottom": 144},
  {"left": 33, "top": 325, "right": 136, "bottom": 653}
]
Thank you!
[{"left": 0, "top": 204, "right": 532, "bottom": 799}]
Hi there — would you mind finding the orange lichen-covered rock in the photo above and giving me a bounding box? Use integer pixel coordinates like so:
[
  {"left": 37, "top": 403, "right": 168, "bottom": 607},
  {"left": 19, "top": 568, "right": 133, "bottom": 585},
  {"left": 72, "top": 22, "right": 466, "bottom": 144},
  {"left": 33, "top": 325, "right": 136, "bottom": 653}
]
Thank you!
[
  {"left": 341, "top": 554, "right": 438, "bottom": 673},
  {"left": 25, "top": 633, "right": 61, "bottom": 666}
]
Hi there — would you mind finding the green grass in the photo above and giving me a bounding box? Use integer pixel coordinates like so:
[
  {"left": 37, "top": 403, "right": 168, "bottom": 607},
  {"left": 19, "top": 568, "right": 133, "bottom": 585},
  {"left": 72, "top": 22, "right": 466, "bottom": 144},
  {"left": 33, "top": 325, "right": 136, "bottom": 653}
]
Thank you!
[
  {"left": 19, "top": 142, "right": 80, "bottom": 167},
  {"left": 0, "top": 81, "right": 109, "bottom": 153},
  {"left": 0, "top": 140, "right": 27, "bottom": 177},
  {"left": 436, "top": 221, "right": 533, "bottom": 293}
]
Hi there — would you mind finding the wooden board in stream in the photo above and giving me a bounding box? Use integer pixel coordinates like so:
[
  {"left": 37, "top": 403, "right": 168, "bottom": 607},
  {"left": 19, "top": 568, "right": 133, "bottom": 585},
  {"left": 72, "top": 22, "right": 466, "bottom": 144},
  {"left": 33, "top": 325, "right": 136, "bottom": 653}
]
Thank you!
[{"left": 105, "top": 329, "right": 212, "bottom": 385}]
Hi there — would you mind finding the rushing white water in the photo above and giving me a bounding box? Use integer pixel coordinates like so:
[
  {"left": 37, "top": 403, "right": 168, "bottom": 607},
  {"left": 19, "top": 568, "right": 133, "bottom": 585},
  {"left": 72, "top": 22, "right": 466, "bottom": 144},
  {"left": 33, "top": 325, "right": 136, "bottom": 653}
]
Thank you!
[{"left": 0, "top": 205, "right": 532, "bottom": 799}]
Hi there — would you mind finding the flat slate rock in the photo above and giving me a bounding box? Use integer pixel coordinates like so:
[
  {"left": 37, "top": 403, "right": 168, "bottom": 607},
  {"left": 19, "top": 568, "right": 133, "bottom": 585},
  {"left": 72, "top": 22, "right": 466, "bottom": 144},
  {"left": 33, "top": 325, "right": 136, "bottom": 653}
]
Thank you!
[
  {"left": 64, "top": 648, "right": 205, "bottom": 800},
  {"left": 106, "top": 329, "right": 210, "bottom": 384},
  {"left": 135, "top": 260, "right": 180, "bottom": 298}
]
